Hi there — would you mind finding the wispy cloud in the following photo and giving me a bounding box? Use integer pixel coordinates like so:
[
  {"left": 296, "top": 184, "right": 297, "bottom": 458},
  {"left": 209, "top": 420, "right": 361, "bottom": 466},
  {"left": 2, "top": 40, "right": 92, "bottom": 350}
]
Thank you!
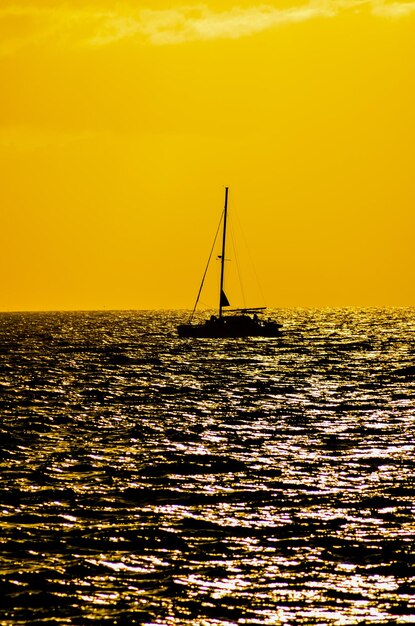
[
  {"left": 371, "top": 0, "right": 415, "bottom": 16},
  {"left": 0, "top": 1, "right": 414, "bottom": 55},
  {"left": 136, "top": 5, "right": 335, "bottom": 46}
]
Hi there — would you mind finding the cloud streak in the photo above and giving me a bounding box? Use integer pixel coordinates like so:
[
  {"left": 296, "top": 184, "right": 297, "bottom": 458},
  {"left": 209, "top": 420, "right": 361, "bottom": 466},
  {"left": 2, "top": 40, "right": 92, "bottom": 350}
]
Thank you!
[
  {"left": 135, "top": 5, "right": 334, "bottom": 46},
  {"left": 0, "top": 1, "right": 414, "bottom": 55}
]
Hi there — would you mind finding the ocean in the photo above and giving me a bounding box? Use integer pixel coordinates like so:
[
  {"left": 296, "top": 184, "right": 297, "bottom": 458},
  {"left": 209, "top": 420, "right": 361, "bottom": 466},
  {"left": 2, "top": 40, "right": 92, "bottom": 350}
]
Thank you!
[{"left": 0, "top": 308, "right": 414, "bottom": 625}]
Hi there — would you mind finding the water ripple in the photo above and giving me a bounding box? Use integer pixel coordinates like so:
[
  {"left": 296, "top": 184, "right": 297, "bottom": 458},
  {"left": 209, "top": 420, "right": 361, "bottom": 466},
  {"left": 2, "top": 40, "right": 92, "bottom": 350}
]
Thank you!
[{"left": 0, "top": 308, "right": 414, "bottom": 624}]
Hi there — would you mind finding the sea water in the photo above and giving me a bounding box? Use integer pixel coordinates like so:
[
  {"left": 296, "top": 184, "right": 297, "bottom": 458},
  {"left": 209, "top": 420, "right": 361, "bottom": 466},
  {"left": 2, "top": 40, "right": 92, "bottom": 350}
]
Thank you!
[{"left": 0, "top": 308, "right": 414, "bottom": 625}]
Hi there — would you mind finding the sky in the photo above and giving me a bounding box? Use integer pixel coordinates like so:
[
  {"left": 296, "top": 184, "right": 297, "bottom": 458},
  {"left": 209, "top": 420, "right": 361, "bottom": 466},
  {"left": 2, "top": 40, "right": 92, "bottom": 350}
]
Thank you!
[{"left": 1, "top": 0, "right": 414, "bottom": 311}]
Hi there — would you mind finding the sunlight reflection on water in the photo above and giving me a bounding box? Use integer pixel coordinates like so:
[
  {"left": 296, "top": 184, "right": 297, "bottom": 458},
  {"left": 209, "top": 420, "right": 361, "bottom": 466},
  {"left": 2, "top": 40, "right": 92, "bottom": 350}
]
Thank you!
[{"left": 0, "top": 308, "right": 414, "bottom": 624}]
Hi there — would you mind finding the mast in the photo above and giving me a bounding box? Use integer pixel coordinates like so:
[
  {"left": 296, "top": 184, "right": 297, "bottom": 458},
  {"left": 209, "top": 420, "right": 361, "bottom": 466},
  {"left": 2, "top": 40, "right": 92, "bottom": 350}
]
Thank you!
[{"left": 219, "top": 186, "right": 229, "bottom": 318}]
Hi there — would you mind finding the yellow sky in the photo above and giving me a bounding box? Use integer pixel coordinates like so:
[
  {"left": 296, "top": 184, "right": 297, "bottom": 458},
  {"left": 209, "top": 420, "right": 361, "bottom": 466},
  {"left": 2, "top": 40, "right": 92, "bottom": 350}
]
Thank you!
[{"left": 1, "top": 0, "right": 414, "bottom": 311}]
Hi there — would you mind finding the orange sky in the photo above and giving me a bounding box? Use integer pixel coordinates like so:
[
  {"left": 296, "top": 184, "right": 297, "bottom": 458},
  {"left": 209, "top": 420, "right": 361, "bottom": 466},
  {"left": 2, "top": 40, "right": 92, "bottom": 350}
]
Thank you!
[{"left": 1, "top": 1, "right": 414, "bottom": 311}]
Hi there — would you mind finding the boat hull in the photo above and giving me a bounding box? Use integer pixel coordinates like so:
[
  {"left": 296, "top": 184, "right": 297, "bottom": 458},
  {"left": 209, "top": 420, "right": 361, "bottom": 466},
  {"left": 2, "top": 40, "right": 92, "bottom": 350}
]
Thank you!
[{"left": 177, "top": 316, "right": 282, "bottom": 338}]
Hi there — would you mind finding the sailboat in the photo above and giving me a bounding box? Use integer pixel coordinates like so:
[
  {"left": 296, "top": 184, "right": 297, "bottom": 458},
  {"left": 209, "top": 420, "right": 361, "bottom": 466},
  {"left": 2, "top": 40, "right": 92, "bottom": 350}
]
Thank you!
[{"left": 177, "top": 187, "right": 283, "bottom": 338}]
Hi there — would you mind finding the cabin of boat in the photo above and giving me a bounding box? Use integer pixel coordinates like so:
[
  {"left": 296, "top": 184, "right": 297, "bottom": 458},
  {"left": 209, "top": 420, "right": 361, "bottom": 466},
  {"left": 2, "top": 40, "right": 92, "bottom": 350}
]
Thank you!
[{"left": 177, "top": 187, "right": 282, "bottom": 339}]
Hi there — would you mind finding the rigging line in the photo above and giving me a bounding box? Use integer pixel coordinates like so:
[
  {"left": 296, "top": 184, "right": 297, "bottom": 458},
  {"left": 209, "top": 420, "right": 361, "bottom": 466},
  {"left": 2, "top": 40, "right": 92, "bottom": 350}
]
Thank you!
[
  {"left": 233, "top": 199, "right": 266, "bottom": 307},
  {"left": 229, "top": 220, "right": 246, "bottom": 309},
  {"left": 189, "top": 211, "right": 224, "bottom": 323}
]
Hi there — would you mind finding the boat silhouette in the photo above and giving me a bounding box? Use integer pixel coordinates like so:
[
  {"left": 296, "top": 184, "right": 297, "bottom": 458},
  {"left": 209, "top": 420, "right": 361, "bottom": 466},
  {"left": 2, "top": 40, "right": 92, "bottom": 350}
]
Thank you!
[{"left": 177, "top": 187, "right": 283, "bottom": 338}]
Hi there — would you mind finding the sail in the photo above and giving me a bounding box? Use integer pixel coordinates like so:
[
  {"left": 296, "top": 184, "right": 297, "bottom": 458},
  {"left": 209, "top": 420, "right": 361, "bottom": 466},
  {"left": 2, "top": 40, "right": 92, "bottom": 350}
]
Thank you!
[{"left": 220, "top": 290, "right": 230, "bottom": 307}]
